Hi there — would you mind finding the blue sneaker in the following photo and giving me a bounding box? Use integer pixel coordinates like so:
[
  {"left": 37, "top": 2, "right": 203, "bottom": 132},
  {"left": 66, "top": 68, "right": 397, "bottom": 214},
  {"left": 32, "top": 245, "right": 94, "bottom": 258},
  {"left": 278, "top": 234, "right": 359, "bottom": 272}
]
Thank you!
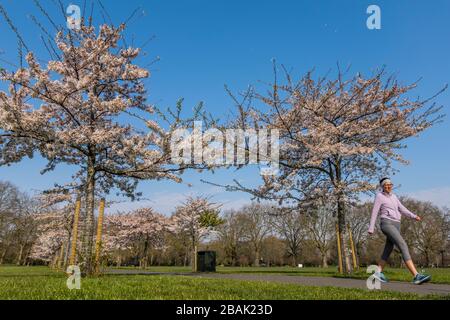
[
  {"left": 374, "top": 271, "right": 388, "bottom": 283},
  {"left": 413, "top": 273, "right": 431, "bottom": 285}
]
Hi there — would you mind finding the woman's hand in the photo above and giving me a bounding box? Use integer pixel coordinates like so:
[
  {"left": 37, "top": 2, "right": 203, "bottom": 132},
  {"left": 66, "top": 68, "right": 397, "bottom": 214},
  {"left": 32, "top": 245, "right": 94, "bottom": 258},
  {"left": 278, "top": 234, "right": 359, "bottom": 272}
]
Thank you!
[{"left": 415, "top": 216, "right": 422, "bottom": 221}]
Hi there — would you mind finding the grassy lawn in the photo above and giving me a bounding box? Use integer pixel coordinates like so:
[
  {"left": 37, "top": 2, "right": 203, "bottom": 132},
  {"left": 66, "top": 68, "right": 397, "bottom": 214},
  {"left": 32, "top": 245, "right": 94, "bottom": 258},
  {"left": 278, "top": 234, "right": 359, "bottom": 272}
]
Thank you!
[
  {"left": 111, "top": 265, "right": 450, "bottom": 284},
  {"left": 0, "top": 266, "right": 447, "bottom": 300}
]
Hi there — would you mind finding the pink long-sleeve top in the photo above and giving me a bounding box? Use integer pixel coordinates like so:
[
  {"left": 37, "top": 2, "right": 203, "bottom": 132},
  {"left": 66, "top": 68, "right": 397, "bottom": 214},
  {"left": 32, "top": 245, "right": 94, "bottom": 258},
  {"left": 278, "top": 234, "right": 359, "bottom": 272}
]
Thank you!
[{"left": 368, "top": 192, "right": 417, "bottom": 233}]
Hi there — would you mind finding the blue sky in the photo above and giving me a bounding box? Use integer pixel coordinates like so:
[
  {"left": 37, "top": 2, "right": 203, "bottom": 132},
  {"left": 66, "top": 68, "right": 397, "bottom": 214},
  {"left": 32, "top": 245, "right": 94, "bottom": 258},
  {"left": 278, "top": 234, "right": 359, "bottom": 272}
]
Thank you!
[{"left": 0, "top": 0, "right": 449, "bottom": 213}]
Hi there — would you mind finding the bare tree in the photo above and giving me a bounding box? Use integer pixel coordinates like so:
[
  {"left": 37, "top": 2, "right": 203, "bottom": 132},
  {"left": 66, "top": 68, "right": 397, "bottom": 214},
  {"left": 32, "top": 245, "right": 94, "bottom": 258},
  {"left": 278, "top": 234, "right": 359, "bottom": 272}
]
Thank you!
[
  {"left": 0, "top": 181, "right": 43, "bottom": 265},
  {"left": 270, "top": 207, "right": 306, "bottom": 266},
  {"left": 217, "top": 209, "right": 245, "bottom": 266},
  {"left": 261, "top": 235, "right": 285, "bottom": 266},
  {"left": 237, "top": 203, "right": 273, "bottom": 266},
  {"left": 304, "top": 204, "right": 335, "bottom": 267},
  {"left": 400, "top": 197, "right": 449, "bottom": 267},
  {"left": 12, "top": 194, "right": 40, "bottom": 265},
  {"left": 441, "top": 208, "right": 450, "bottom": 267},
  {"left": 0, "top": 181, "right": 21, "bottom": 264},
  {"left": 346, "top": 203, "right": 371, "bottom": 265}
]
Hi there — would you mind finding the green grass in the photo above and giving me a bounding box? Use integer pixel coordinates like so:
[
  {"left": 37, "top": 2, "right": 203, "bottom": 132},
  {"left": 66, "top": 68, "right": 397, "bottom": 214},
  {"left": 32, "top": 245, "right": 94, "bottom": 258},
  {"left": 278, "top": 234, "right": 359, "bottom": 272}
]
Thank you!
[
  {"left": 110, "top": 265, "right": 450, "bottom": 284},
  {"left": 0, "top": 266, "right": 447, "bottom": 300}
]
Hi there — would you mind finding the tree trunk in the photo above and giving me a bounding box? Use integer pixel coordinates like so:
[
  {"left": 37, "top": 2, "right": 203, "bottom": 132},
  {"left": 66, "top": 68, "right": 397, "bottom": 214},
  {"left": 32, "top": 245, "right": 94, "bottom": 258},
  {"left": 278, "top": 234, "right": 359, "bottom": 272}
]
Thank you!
[
  {"left": 254, "top": 247, "right": 260, "bottom": 267},
  {"left": 291, "top": 254, "right": 297, "bottom": 267},
  {"left": 51, "top": 254, "right": 58, "bottom": 269},
  {"left": 141, "top": 238, "right": 149, "bottom": 269},
  {"left": 191, "top": 235, "right": 198, "bottom": 272},
  {"left": 337, "top": 198, "right": 352, "bottom": 273},
  {"left": 425, "top": 251, "right": 430, "bottom": 267},
  {"left": 191, "top": 245, "right": 198, "bottom": 272},
  {"left": 321, "top": 251, "right": 328, "bottom": 268},
  {"left": 184, "top": 250, "right": 188, "bottom": 267},
  {"left": 233, "top": 246, "right": 238, "bottom": 266},
  {"left": 23, "top": 247, "right": 32, "bottom": 266},
  {"left": 82, "top": 158, "right": 96, "bottom": 275},
  {"left": 16, "top": 244, "right": 25, "bottom": 265},
  {"left": 290, "top": 243, "right": 299, "bottom": 267},
  {"left": 229, "top": 244, "right": 238, "bottom": 266},
  {"left": 0, "top": 242, "right": 9, "bottom": 264},
  {"left": 334, "top": 159, "right": 353, "bottom": 273}
]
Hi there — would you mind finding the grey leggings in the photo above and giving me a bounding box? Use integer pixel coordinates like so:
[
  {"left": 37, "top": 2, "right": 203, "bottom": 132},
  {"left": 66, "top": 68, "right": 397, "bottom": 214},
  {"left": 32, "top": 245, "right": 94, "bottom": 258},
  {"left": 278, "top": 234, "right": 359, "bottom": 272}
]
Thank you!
[{"left": 380, "top": 218, "right": 412, "bottom": 262}]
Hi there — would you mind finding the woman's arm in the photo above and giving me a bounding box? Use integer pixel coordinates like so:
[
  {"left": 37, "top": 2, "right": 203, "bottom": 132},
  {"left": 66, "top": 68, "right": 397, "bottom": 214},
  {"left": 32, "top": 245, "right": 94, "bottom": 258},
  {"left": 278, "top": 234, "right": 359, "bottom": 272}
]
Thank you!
[
  {"left": 368, "top": 194, "right": 382, "bottom": 233},
  {"left": 396, "top": 195, "right": 417, "bottom": 219}
]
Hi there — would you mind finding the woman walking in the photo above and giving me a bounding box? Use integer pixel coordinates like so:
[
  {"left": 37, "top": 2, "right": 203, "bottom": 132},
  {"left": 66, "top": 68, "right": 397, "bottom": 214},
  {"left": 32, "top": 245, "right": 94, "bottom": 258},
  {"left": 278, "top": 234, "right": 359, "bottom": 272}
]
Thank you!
[{"left": 368, "top": 177, "right": 431, "bottom": 285}]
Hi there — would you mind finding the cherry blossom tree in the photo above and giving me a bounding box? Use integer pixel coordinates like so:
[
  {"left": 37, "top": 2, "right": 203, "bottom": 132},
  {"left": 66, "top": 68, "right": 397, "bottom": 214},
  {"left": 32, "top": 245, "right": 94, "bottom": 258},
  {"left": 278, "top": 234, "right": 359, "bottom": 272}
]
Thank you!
[
  {"left": 0, "top": 18, "right": 210, "bottom": 273},
  {"left": 221, "top": 65, "right": 445, "bottom": 272},
  {"left": 35, "top": 191, "right": 82, "bottom": 267},
  {"left": 102, "top": 214, "right": 129, "bottom": 267},
  {"left": 103, "top": 207, "right": 170, "bottom": 268},
  {"left": 28, "top": 202, "right": 73, "bottom": 266},
  {"left": 170, "top": 196, "right": 223, "bottom": 270},
  {"left": 29, "top": 217, "right": 68, "bottom": 265}
]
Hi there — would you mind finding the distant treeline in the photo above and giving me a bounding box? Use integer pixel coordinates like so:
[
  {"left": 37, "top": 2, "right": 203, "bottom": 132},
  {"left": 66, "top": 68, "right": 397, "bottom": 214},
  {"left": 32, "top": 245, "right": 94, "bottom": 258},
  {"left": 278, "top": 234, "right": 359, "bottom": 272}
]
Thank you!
[{"left": 0, "top": 180, "right": 449, "bottom": 269}]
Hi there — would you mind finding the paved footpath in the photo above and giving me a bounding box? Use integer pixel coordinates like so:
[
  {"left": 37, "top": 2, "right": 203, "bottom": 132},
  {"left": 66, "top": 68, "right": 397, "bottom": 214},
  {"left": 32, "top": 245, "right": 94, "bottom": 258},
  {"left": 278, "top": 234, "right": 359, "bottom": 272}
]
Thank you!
[{"left": 107, "top": 269, "right": 450, "bottom": 296}]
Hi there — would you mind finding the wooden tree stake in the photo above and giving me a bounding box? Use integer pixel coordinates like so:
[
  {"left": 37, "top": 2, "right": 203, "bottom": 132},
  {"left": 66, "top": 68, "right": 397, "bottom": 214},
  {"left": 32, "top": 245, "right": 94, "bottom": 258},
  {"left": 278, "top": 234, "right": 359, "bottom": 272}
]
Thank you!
[
  {"left": 94, "top": 198, "right": 105, "bottom": 274},
  {"left": 69, "top": 198, "right": 81, "bottom": 266}
]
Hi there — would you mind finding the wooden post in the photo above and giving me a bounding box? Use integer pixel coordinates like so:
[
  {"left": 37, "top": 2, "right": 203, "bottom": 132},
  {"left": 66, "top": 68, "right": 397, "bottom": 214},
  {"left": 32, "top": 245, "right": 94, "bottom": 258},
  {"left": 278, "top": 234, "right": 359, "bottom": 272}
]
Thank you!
[
  {"left": 69, "top": 198, "right": 81, "bottom": 266},
  {"left": 57, "top": 243, "right": 65, "bottom": 270},
  {"left": 194, "top": 245, "right": 198, "bottom": 272},
  {"left": 347, "top": 224, "right": 358, "bottom": 270},
  {"left": 51, "top": 254, "right": 58, "bottom": 269},
  {"left": 94, "top": 198, "right": 105, "bottom": 274},
  {"left": 336, "top": 223, "right": 343, "bottom": 274}
]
